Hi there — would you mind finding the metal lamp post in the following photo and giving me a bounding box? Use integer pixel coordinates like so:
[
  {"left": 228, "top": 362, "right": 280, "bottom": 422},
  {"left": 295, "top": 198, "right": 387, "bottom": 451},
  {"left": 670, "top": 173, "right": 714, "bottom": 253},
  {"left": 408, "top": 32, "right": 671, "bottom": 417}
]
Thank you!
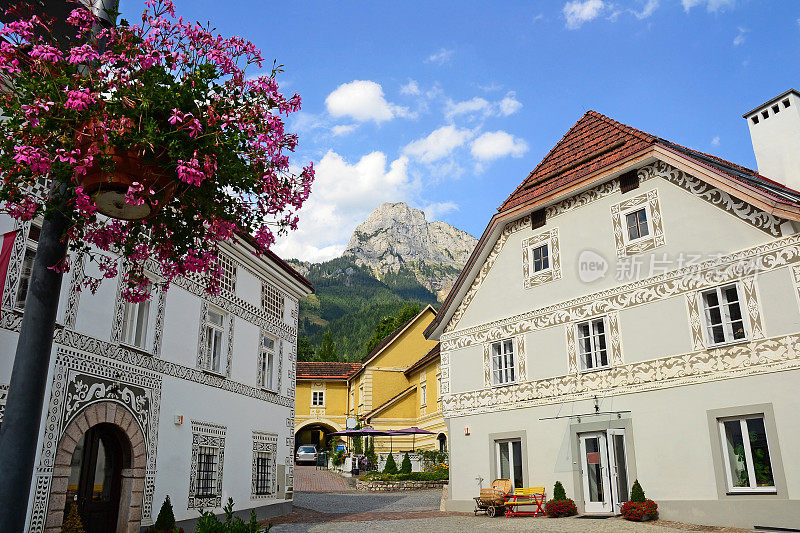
[{"left": 0, "top": 2, "right": 118, "bottom": 530}]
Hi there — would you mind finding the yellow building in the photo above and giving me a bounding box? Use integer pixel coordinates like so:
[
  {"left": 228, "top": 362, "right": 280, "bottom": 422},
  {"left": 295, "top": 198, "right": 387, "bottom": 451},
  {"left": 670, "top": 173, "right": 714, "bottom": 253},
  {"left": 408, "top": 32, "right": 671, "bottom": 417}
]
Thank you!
[{"left": 294, "top": 305, "right": 448, "bottom": 453}]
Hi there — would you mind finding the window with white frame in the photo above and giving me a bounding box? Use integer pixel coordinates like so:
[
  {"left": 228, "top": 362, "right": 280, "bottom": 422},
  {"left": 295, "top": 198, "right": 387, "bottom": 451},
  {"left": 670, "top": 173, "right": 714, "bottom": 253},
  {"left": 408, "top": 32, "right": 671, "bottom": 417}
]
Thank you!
[
  {"left": 259, "top": 335, "right": 276, "bottom": 389},
  {"left": 420, "top": 382, "right": 427, "bottom": 406},
  {"left": 261, "top": 282, "right": 284, "bottom": 321},
  {"left": 358, "top": 384, "right": 364, "bottom": 407},
  {"left": 530, "top": 243, "right": 550, "bottom": 273},
  {"left": 15, "top": 225, "right": 39, "bottom": 310},
  {"left": 577, "top": 318, "right": 609, "bottom": 371},
  {"left": 121, "top": 279, "right": 153, "bottom": 349},
  {"left": 204, "top": 307, "right": 226, "bottom": 373},
  {"left": 491, "top": 339, "right": 515, "bottom": 385},
  {"left": 311, "top": 390, "right": 324, "bottom": 406},
  {"left": 624, "top": 207, "right": 650, "bottom": 242},
  {"left": 702, "top": 284, "right": 747, "bottom": 346},
  {"left": 253, "top": 451, "right": 274, "bottom": 496},
  {"left": 719, "top": 415, "right": 775, "bottom": 491},
  {"left": 217, "top": 253, "right": 236, "bottom": 294}
]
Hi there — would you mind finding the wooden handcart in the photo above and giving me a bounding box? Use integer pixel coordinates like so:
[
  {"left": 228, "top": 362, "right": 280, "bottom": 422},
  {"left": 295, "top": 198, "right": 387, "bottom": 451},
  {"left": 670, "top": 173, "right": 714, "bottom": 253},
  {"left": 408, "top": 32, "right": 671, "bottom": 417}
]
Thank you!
[{"left": 473, "top": 479, "right": 513, "bottom": 517}]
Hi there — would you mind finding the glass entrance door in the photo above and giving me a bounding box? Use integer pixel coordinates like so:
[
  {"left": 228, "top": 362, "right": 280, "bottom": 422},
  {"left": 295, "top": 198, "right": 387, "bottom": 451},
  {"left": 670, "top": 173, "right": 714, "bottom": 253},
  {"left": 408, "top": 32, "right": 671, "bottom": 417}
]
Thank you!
[
  {"left": 579, "top": 432, "right": 612, "bottom": 513},
  {"left": 496, "top": 439, "right": 523, "bottom": 490},
  {"left": 607, "top": 429, "right": 629, "bottom": 513},
  {"left": 579, "top": 430, "right": 630, "bottom": 514}
]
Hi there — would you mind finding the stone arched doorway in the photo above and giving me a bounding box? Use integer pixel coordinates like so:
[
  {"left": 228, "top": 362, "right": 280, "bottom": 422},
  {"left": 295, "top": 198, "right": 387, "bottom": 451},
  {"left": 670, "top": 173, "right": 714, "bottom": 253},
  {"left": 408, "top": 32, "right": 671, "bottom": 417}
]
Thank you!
[
  {"left": 47, "top": 402, "right": 147, "bottom": 533},
  {"left": 294, "top": 421, "right": 339, "bottom": 454}
]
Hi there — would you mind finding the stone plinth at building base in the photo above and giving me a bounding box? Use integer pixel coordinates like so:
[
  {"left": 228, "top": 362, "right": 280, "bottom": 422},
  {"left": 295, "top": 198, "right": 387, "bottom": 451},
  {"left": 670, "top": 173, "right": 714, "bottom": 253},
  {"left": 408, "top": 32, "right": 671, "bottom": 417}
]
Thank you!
[{"left": 356, "top": 479, "right": 448, "bottom": 492}]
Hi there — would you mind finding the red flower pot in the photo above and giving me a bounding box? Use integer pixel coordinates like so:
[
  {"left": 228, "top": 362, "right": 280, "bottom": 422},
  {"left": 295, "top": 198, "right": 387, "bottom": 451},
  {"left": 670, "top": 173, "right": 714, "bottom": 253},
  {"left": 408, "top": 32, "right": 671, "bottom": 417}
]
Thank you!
[{"left": 79, "top": 147, "right": 176, "bottom": 221}]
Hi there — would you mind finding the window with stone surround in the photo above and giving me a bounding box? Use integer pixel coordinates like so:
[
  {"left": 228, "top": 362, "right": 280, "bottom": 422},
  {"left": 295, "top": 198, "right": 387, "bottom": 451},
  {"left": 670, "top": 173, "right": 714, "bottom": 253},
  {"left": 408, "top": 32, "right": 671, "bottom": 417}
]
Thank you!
[{"left": 188, "top": 421, "right": 226, "bottom": 509}]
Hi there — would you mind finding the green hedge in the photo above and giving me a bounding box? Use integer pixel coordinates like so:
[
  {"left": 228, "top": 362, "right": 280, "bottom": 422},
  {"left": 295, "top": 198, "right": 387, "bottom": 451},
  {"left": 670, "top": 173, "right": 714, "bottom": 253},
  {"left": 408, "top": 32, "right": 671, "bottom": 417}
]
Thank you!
[{"left": 360, "top": 470, "right": 448, "bottom": 482}]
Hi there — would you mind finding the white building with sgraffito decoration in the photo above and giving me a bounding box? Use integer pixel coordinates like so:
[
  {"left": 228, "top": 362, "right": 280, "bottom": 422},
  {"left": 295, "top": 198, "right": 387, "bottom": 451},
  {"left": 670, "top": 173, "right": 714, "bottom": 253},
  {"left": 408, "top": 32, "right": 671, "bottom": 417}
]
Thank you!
[
  {"left": 426, "top": 90, "right": 800, "bottom": 529},
  {"left": 0, "top": 218, "right": 312, "bottom": 532}
]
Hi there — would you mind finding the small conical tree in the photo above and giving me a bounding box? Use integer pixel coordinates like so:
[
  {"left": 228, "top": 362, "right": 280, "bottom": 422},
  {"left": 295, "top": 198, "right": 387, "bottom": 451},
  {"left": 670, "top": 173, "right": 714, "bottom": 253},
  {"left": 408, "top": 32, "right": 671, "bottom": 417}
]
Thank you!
[
  {"left": 61, "top": 503, "right": 85, "bottom": 533},
  {"left": 630, "top": 479, "right": 646, "bottom": 502},
  {"left": 153, "top": 495, "right": 177, "bottom": 531},
  {"left": 553, "top": 481, "right": 567, "bottom": 501},
  {"left": 383, "top": 453, "right": 398, "bottom": 474},
  {"left": 400, "top": 452, "right": 412, "bottom": 474}
]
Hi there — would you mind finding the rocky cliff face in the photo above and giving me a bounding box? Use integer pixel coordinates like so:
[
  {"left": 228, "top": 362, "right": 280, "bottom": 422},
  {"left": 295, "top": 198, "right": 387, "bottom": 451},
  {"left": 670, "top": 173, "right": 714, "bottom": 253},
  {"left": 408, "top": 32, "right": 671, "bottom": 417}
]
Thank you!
[{"left": 343, "top": 202, "right": 477, "bottom": 300}]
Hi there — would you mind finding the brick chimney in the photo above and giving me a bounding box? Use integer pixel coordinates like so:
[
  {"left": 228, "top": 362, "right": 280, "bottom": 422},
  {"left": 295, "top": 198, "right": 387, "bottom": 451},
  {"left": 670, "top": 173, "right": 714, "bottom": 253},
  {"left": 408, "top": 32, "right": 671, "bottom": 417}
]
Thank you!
[{"left": 743, "top": 89, "right": 800, "bottom": 190}]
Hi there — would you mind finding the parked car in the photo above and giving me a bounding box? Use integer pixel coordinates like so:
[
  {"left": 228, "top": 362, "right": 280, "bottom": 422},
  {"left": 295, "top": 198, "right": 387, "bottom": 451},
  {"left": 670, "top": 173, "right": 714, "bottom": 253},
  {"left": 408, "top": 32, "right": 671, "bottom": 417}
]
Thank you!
[{"left": 295, "top": 445, "right": 318, "bottom": 465}]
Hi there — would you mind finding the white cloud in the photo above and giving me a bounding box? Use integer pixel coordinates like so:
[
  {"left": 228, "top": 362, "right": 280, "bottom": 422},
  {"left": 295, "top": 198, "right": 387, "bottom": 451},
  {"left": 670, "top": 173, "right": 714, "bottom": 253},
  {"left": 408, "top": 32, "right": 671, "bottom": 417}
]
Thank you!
[
  {"left": 445, "top": 97, "right": 490, "bottom": 120},
  {"left": 331, "top": 124, "right": 358, "bottom": 136},
  {"left": 274, "top": 151, "right": 414, "bottom": 262},
  {"left": 403, "top": 125, "right": 474, "bottom": 163},
  {"left": 681, "top": 0, "right": 736, "bottom": 13},
  {"left": 426, "top": 48, "right": 455, "bottom": 65},
  {"left": 634, "top": 0, "right": 659, "bottom": 19},
  {"left": 423, "top": 201, "right": 459, "bottom": 221},
  {"left": 445, "top": 92, "right": 523, "bottom": 121},
  {"left": 711, "top": 135, "right": 721, "bottom": 146},
  {"left": 470, "top": 131, "right": 529, "bottom": 161},
  {"left": 400, "top": 79, "right": 421, "bottom": 96},
  {"left": 733, "top": 27, "right": 747, "bottom": 46},
  {"left": 532, "top": 13, "right": 545, "bottom": 22},
  {"left": 563, "top": 0, "right": 605, "bottom": 29},
  {"left": 498, "top": 92, "right": 523, "bottom": 116},
  {"left": 325, "top": 80, "right": 410, "bottom": 123}
]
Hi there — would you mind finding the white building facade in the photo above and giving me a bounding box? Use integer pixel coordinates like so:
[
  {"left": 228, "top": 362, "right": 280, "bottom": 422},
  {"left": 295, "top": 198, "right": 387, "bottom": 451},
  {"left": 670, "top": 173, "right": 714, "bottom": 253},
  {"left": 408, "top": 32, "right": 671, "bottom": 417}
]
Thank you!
[
  {"left": 0, "top": 214, "right": 312, "bottom": 532},
  {"left": 426, "top": 102, "right": 800, "bottom": 529}
]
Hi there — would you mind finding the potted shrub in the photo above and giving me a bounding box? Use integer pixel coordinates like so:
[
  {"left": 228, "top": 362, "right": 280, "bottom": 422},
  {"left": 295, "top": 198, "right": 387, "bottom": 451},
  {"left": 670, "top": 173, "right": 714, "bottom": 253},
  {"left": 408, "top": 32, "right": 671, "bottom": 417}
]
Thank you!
[
  {"left": 620, "top": 480, "right": 658, "bottom": 521},
  {"left": 0, "top": 0, "right": 313, "bottom": 302},
  {"left": 544, "top": 480, "right": 577, "bottom": 517}
]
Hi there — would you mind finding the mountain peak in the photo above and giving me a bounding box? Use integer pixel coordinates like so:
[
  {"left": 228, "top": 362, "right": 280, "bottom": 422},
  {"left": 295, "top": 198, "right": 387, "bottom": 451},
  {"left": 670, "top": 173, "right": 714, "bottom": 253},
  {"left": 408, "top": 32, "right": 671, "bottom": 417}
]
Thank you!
[{"left": 344, "top": 202, "right": 477, "bottom": 299}]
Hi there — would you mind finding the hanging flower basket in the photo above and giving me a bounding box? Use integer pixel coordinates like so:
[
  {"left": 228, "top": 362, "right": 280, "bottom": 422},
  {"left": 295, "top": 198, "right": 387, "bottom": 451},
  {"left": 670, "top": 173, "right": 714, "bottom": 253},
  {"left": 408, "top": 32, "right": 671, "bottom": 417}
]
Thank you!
[
  {"left": 78, "top": 147, "right": 177, "bottom": 220},
  {"left": 0, "top": 0, "right": 314, "bottom": 302}
]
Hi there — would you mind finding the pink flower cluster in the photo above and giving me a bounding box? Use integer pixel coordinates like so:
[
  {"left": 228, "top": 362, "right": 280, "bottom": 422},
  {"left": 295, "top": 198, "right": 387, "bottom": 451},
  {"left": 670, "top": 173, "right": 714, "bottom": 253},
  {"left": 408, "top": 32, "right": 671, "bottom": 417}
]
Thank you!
[{"left": 0, "top": 0, "right": 315, "bottom": 303}]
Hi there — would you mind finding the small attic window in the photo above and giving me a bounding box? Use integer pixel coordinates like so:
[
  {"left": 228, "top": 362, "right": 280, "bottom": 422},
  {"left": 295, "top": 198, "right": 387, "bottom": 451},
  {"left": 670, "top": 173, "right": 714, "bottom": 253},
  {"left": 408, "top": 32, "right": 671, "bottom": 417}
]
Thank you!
[
  {"left": 751, "top": 116, "right": 759, "bottom": 125},
  {"left": 772, "top": 105, "right": 780, "bottom": 114},
  {"left": 783, "top": 99, "right": 791, "bottom": 109},
  {"left": 761, "top": 110, "right": 769, "bottom": 119}
]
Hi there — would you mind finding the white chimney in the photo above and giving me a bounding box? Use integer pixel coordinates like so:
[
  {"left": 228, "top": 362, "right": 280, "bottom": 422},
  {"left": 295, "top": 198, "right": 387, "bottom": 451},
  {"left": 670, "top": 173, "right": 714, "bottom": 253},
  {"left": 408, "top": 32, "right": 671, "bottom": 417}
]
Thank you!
[{"left": 743, "top": 89, "right": 800, "bottom": 190}]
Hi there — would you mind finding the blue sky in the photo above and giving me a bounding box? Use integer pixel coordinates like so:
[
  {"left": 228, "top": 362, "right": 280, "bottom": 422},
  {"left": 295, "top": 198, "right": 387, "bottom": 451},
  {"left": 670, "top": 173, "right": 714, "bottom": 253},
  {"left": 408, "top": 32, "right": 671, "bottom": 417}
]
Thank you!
[{"left": 122, "top": 0, "right": 800, "bottom": 262}]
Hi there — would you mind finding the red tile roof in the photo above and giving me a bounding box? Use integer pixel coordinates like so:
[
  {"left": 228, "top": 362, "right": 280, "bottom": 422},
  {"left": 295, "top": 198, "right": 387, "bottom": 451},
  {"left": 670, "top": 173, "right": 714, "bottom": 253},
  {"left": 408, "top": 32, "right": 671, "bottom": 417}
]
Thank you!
[
  {"left": 296, "top": 362, "right": 361, "bottom": 380},
  {"left": 499, "top": 111, "right": 655, "bottom": 213},
  {"left": 498, "top": 110, "right": 800, "bottom": 214}
]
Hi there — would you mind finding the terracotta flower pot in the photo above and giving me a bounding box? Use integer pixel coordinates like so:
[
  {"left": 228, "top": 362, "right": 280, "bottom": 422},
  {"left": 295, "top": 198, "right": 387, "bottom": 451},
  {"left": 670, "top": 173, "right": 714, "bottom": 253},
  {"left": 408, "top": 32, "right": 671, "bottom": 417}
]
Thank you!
[{"left": 79, "top": 147, "right": 176, "bottom": 221}]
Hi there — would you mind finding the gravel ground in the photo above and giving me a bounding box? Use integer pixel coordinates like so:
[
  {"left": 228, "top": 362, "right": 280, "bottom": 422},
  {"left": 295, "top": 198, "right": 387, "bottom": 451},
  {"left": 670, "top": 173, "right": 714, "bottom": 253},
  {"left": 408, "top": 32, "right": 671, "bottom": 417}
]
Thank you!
[{"left": 270, "top": 491, "right": 751, "bottom": 533}]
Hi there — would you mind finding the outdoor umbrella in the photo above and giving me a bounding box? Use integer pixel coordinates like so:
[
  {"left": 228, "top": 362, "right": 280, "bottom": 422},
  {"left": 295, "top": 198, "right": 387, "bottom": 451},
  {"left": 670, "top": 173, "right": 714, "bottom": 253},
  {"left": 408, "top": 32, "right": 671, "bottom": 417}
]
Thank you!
[{"left": 392, "top": 427, "right": 434, "bottom": 451}]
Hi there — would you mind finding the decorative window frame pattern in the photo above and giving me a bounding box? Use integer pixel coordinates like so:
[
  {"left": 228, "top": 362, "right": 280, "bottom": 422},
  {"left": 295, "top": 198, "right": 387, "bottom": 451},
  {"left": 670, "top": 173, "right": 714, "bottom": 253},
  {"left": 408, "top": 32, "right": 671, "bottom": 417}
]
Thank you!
[
  {"left": 522, "top": 228, "right": 561, "bottom": 289},
  {"left": 188, "top": 420, "right": 227, "bottom": 509},
  {"left": 111, "top": 264, "right": 167, "bottom": 356},
  {"left": 482, "top": 334, "right": 527, "bottom": 387},
  {"left": 257, "top": 333, "right": 278, "bottom": 392},
  {"left": 793, "top": 265, "right": 800, "bottom": 311},
  {"left": 262, "top": 281, "right": 285, "bottom": 322},
  {"left": 685, "top": 276, "right": 764, "bottom": 350},
  {"left": 566, "top": 312, "right": 622, "bottom": 375},
  {"left": 0, "top": 383, "right": 8, "bottom": 426},
  {"left": 196, "top": 303, "right": 235, "bottom": 376},
  {"left": 251, "top": 431, "right": 278, "bottom": 499},
  {"left": 610, "top": 188, "right": 665, "bottom": 258}
]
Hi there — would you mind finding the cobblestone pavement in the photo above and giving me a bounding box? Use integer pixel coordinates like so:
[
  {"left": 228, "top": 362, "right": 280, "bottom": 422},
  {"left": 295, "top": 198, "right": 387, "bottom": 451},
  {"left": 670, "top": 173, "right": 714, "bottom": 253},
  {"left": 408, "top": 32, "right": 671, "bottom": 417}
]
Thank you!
[
  {"left": 292, "top": 465, "right": 351, "bottom": 493},
  {"left": 269, "top": 486, "right": 750, "bottom": 533}
]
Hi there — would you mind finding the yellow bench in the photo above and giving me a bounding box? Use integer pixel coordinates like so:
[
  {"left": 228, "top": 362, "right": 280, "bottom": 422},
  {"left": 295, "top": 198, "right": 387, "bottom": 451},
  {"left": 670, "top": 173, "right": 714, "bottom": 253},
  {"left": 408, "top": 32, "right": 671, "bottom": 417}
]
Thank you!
[{"left": 505, "top": 486, "right": 546, "bottom": 517}]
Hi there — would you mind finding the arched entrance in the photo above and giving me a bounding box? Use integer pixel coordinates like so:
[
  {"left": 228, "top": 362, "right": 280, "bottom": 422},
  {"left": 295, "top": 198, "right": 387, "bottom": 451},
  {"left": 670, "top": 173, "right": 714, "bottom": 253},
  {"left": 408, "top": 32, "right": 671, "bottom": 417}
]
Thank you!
[
  {"left": 47, "top": 402, "right": 146, "bottom": 533},
  {"left": 437, "top": 433, "right": 447, "bottom": 452},
  {"left": 68, "top": 423, "right": 128, "bottom": 532},
  {"left": 294, "top": 421, "right": 339, "bottom": 453}
]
